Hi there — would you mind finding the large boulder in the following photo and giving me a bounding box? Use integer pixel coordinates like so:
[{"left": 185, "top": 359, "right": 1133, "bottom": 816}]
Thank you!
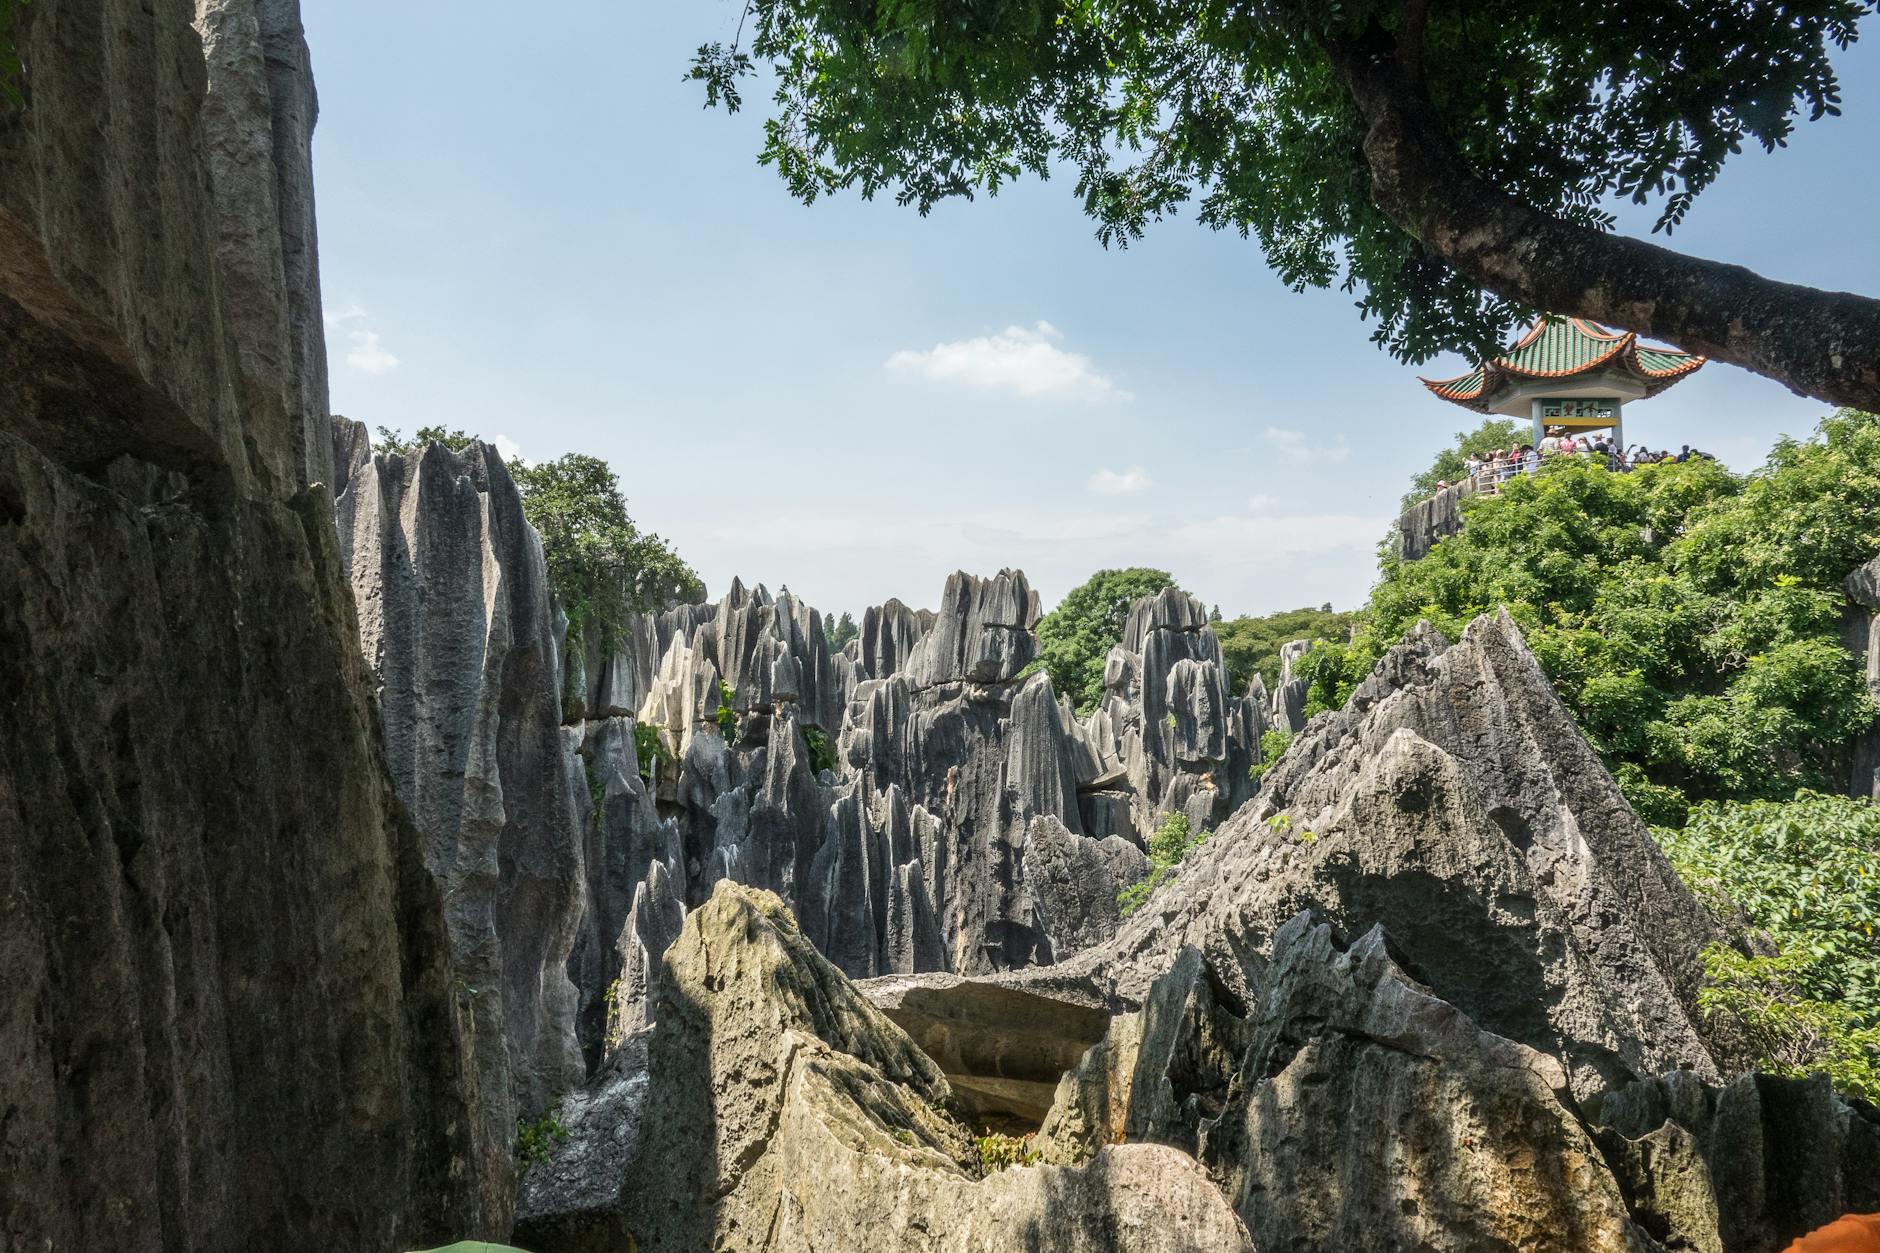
[{"left": 516, "top": 884, "right": 1253, "bottom": 1251}]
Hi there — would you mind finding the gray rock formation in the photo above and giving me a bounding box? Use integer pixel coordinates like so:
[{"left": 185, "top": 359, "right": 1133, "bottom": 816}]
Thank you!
[
  {"left": 511, "top": 611, "right": 1876, "bottom": 1253},
  {"left": 0, "top": 1, "right": 499, "bottom": 1246},
  {"left": 516, "top": 884, "right": 1254, "bottom": 1252},
  {"left": 1846, "top": 555, "right": 1880, "bottom": 800},
  {"left": 1398, "top": 478, "right": 1478, "bottom": 561},
  {"left": 333, "top": 424, "right": 592, "bottom": 1150}
]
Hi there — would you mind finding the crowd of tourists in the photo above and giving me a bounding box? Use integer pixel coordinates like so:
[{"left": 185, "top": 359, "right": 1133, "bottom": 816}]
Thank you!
[{"left": 1433, "top": 428, "right": 1716, "bottom": 494}]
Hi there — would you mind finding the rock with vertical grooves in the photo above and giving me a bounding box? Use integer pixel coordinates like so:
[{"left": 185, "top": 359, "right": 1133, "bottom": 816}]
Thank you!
[
  {"left": 0, "top": 0, "right": 500, "bottom": 1243},
  {"left": 1846, "top": 554, "right": 1880, "bottom": 800},
  {"left": 332, "top": 422, "right": 588, "bottom": 1147}
]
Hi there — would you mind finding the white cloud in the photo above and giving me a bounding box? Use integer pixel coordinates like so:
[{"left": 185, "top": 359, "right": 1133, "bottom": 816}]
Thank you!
[
  {"left": 324, "top": 304, "right": 401, "bottom": 376},
  {"left": 885, "top": 322, "right": 1127, "bottom": 402},
  {"left": 492, "top": 434, "right": 525, "bottom": 465},
  {"left": 1264, "top": 427, "right": 1350, "bottom": 463},
  {"left": 1087, "top": 465, "right": 1153, "bottom": 496},
  {"left": 1246, "top": 494, "right": 1278, "bottom": 512}
]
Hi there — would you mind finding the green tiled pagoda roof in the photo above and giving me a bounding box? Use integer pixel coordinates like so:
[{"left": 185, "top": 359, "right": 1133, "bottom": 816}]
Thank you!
[{"left": 1421, "top": 316, "right": 1705, "bottom": 412}]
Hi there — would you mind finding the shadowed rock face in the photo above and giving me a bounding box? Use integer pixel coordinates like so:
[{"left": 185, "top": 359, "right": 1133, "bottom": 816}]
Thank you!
[{"left": 0, "top": 1, "right": 500, "bottom": 1246}]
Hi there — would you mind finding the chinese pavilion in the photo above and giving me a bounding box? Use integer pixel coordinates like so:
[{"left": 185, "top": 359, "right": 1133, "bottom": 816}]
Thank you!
[{"left": 1421, "top": 315, "right": 1705, "bottom": 448}]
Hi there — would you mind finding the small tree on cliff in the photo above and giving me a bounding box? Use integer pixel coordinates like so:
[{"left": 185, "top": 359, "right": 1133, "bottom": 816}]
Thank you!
[
  {"left": 694, "top": 1, "right": 1880, "bottom": 411},
  {"left": 1032, "top": 567, "right": 1182, "bottom": 713}
]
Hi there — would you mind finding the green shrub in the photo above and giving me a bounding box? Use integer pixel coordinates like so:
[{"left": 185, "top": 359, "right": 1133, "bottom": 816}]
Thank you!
[
  {"left": 715, "top": 681, "right": 738, "bottom": 739},
  {"left": 633, "top": 722, "right": 670, "bottom": 782},
  {"left": 803, "top": 724, "right": 837, "bottom": 775},
  {"left": 1034, "top": 568, "right": 1183, "bottom": 713},
  {"left": 1119, "top": 811, "right": 1211, "bottom": 917},
  {"left": 977, "top": 1131, "right": 1041, "bottom": 1172},
  {"left": 1656, "top": 793, "right": 1880, "bottom": 1102},
  {"left": 515, "top": 1106, "right": 569, "bottom": 1167}
]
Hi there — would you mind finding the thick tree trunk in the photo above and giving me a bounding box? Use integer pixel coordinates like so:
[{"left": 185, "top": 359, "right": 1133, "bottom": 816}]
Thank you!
[{"left": 1324, "top": 28, "right": 1880, "bottom": 413}]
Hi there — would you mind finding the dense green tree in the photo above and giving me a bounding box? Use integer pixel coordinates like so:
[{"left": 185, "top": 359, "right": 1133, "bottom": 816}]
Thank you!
[
  {"left": 1296, "top": 411, "right": 1880, "bottom": 825},
  {"left": 1657, "top": 794, "right": 1880, "bottom": 1102},
  {"left": 695, "top": 0, "right": 1880, "bottom": 411},
  {"left": 1032, "top": 568, "right": 1181, "bottom": 712},
  {"left": 1215, "top": 605, "right": 1356, "bottom": 696},
  {"left": 509, "top": 454, "right": 704, "bottom": 646},
  {"left": 1402, "top": 417, "right": 1524, "bottom": 509},
  {"left": 825, "top": 610, "right": 860, "bottom": 653}
]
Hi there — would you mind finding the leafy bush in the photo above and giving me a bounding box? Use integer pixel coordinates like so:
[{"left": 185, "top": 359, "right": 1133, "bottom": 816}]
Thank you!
[
  {"left": 1302, "top": 413, "right": 1880, "bottom": 823},
  {"left": 802, "top": 724, "right": 837, "bottom": 775},
  {"left": 632, "top": 722, "right": 669, "bottom": 783},
  {"left": 1214, "top": 605, "right": 1356, "bottom": 696},
  {"left": 514, "top": 1106, "right": 569, "bottom": 1167},
  {"left": 977, "top": 1132, "right": 1041, "bottom": 1173},
  {"left": 1249, "top": 727, "right": 1296, "bottom": 789},
  {"left": 1034, "top": 569, "right": 1183, "bottom": 713},
  {"left": 1653, "top": 793, "right": 1879, "bottom": 1101},
  {"left": 715, "top": 680, "right": 738, "bottom": 739},
  {"left": 1118, "top": 811, "right": 1211, "bottom": 916}
]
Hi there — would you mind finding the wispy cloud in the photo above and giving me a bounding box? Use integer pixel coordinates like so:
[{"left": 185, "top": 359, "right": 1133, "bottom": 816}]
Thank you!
[
  {"left": 324, "top": 304, "right": 401, "bottom": 376},
  {"left": 1264, "top": 427, "right": 1350, "bottom": 463},
  {"left": 1246, "top": 494, "right": 1278, "bottom": 512},
  {"left": 1087, "top": 465, "right": 1153, "bottom": 496},
  {"left": 1170, "top": 511, "right": 1388, "bottom": 556},
  {"left": 492, "top": 434, "right": 524, "bottom": 465},
  {"left": 886, "top": 321, "right": 1128, "bottom": 402}
]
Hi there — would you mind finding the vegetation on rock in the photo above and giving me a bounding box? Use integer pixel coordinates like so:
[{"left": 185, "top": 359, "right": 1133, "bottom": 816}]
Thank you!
[
  {"left": 695, "top": 0, "right": 1880, "bottom": 410},
  {"left": 803, "top": 724, "right": 837, "bottom": 775},
  {"left": 1297, "top": 412, "right": 1880, "bottom": 825},
  {"left": 1032, "top": 568, "right": 1182, "bottom": 712},
  {"left": 1657, "top": 793, "right": 1880, "bottom": 1102},
  {"left": 0, "top": 0, "right": 25, "bottom": 108},
  {"left": 824, "top": 610, "right": 859, "bottom": 653},
  {"left": 633, "top": 721, "right": 670, "bottom": 783},
  {"left": 1216, "top": 605, "right": 1355, "bottom": 696},
  {"left": 514, "top": 1106, "right": 569, "bottom": 1167},
  {"left": 1118, "top": 811, "right": 1211, "bottom": 917},
  {"left": 976, "top": 1131, "right": 1041, "bottom": 1173}
]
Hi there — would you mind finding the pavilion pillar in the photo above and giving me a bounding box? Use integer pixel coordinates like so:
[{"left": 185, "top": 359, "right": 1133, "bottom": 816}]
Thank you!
[
  {"left": 1530, "top": 398, "right": 1545, "bottom": 447},
  {"left": 1612, "top": 401, "right": 1624, "bottom": 451}
]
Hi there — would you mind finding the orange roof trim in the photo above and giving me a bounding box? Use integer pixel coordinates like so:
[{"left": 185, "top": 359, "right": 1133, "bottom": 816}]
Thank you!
[{"left": 1419, "top": 315, "right": 1707, "bottom": 413}]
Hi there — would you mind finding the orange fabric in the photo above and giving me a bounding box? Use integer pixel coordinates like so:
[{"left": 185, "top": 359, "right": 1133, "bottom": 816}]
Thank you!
[{"left": 1784, "top": 1214, "right": 1880, "bottom": 1253}]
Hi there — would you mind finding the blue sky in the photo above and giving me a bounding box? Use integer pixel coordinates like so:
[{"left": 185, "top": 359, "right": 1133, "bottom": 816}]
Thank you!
[{"left": 306, "top": 2, "right": 1880, "bottom": 621}]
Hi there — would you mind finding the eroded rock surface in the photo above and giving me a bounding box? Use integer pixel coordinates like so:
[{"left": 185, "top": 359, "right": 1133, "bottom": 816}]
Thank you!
[
  {"left": 516, "top": 884, "right": 1253, "bottom": 1252},
  {"left": 0, "top": 1, "right": 499, "bottom": 1246},
  {"left": 333, "top": 423, "right": 589, "bottom": 1147}
]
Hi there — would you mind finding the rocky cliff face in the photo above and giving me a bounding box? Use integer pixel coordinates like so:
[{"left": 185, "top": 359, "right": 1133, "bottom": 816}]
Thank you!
[
  {"left": 521, "top": 612, "right": 1877, "bottom": 1252},
  {"left": 332, "top": 422, "right": 589, "bottom": 1164},
  {"left": 0, "top": 2, "right": 500, "bottom": 1248}
]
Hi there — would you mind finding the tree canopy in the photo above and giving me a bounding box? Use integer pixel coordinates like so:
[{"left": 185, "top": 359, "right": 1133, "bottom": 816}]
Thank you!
[
  {"left": 695, "top": 0, "right": 1880, "bottom": 410},
  {"left": 1296, "top": 410, "right": 1880, "bottom": 826},
  {"left": 1402, "top": 417, "right": 1523, "bottom": 509},
  {"left": 1032, "top": 567, "right": 1181, "bottom": 712},
  {"left": 1214, "top": 604, "right": 1355, "bottom": 696}
]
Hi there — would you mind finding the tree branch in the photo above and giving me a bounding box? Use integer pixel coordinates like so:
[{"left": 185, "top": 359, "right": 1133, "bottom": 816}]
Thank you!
[{"left": 1322, "top": 24, "right": 1880, "bottom": 412}]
